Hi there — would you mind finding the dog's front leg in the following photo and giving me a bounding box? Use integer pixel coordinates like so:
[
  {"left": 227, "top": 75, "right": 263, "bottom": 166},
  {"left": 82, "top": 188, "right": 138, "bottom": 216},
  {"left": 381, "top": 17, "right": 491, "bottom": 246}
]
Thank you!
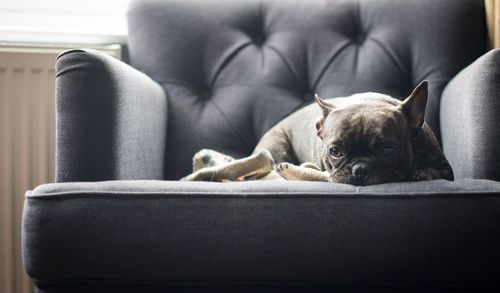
[{"left": 275, "top": 162, "right": 330, "bottom": 182}]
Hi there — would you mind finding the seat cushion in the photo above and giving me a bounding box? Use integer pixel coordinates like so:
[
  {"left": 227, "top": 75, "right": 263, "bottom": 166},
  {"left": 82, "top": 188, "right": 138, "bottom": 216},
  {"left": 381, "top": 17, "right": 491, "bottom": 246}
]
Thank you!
[{"left": 23, "top": 179, "right": 500, "bottom": 289}]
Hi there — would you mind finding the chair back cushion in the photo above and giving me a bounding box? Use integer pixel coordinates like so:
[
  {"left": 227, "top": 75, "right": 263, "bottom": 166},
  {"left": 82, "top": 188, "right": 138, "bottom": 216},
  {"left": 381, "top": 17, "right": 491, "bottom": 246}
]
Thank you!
[{"left": 127, "top": 0, "right": 485, "bottom": 179}]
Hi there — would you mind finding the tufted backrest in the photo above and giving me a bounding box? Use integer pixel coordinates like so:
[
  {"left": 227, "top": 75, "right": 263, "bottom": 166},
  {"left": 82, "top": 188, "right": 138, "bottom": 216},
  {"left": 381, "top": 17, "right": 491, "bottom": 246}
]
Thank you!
[{"left": 127, "top": 0, "right": 485, "bottom": 179}]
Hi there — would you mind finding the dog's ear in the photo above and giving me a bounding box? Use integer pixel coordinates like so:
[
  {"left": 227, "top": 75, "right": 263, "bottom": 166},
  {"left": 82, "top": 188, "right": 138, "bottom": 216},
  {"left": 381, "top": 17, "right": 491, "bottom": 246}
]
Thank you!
[
  {"left": 315, "top": 94, "right": 335, "bottom": 139},
  {"left": 316, "top": 118, "right": 325, "bottom": 139},
  {"left": 315, "top": 94, "right": 335, "bottom": 117},
  {"left": 397, "top": 80, "right": 428, "bottom": 134}
]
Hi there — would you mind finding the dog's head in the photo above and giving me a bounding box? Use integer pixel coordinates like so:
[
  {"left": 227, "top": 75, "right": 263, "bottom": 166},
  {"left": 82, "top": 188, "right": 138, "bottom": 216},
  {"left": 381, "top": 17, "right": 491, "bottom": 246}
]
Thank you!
[{"left": 315, "top": 81, "right": 428, "bottom": 185}]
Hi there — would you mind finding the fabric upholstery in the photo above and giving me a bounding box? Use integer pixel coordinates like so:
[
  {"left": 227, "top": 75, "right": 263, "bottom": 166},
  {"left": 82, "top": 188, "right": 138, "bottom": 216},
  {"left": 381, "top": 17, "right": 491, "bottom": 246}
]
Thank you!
[
  {"left": 56, "top": 49, "right": 167, "bottom": 181},
  {"left": 31, "top": 284, "right": 499, "bottom": 293},
  {"left": 27, "top": 0, "right": 500, "bottom": 292},
  {"left": 127, "top": 0, "right": 486, "bottom": 179},
  {"left": 23, "top": 179, "right": 500, "bottom": 290},
  {"left": 441, "top": 49, "right": 500, "bottom": 181}
]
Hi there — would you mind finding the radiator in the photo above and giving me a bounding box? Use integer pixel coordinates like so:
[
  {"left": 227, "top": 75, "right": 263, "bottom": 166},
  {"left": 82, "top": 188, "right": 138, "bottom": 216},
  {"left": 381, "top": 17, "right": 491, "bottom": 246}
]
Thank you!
[{"left": 0, "top": 44, "right": 121, "bottom": 293}]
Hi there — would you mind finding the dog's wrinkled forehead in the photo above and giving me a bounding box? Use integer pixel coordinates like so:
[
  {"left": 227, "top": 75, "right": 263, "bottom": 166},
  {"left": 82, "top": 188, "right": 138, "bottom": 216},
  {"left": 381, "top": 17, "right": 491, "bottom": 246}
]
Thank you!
[{"left": 324, "top": 101, "right": 405, "bottom": 142}]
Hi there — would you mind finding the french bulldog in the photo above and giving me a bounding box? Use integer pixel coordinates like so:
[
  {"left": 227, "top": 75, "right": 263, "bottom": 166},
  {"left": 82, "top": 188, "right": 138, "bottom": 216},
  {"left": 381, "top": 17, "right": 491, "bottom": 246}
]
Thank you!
[{"left": 254, "top": 81, "right": 454, "bottom": 185}]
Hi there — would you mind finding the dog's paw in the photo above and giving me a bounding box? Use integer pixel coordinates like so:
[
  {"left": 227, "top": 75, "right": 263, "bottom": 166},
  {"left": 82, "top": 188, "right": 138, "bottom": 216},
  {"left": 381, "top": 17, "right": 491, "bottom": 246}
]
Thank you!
[
  {"left": 275, "top": 162, "right": 297, "bottom": 180},
  {"left": 193, "top": 149, "right": 234, "bottom": 171},
  {"left": 275, "top": 162, "right": 291, "bottom": 173},
  {"left": 300, "top": 162, "right": 321, "bottom": 171},
  {"left": 412, "top": 167, "right": 454, "bottom": 181},
  {"left": 411, "top": 168, "right": 438, "bottom": 181},
  {"left": 275, "top": 162, "right": 329, "bottom": 181}
]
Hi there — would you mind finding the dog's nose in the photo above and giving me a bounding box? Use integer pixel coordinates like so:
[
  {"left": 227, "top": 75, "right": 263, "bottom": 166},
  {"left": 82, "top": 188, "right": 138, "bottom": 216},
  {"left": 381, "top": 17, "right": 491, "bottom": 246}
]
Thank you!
[{"left": 352, "top": 163, "right": 370, "bottom": 181}]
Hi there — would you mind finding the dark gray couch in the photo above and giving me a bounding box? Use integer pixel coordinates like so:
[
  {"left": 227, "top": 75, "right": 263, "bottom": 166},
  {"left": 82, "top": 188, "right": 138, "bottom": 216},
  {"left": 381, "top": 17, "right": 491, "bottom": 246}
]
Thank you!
[{"left": 22, "top": 0, "right": 500, "bottom": 292}]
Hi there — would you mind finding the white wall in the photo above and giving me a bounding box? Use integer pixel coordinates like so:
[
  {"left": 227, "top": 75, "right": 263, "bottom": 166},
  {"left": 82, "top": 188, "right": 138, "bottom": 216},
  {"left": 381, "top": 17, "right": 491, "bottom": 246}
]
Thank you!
[{"left": 0, "top": 0, "right": 130, "bottom": 44}]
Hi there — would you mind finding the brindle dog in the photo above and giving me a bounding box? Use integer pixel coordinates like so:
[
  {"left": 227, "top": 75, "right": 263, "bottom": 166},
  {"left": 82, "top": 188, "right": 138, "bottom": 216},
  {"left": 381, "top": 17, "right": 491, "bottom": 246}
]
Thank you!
[{"left": 254, "top": 81, "right": 454, "bottom": 185}]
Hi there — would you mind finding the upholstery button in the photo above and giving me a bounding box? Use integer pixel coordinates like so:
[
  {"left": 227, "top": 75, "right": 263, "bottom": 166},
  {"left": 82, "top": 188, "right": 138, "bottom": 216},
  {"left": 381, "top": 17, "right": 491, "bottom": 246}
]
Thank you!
[
  {"left": 253, "top": 34, "right": 266, "bottom": 46},
  {"left": 200, "top": 89, "right": 211, "bottom": 99},
  {"left": 355, "top": 33, "right": 366, "bottom": 44}
]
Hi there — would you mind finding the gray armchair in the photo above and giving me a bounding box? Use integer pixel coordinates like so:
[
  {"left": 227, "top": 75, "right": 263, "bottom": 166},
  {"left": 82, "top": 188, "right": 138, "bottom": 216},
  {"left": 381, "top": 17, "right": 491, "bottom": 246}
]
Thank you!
[{"left": 23, "top": 0, "right": 500, "bottom": 292}]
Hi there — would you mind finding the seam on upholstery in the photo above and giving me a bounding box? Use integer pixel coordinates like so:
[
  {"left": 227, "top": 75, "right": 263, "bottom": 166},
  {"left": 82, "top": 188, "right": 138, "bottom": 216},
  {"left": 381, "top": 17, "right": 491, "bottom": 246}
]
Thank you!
[
  {"left": 56, "top": 50, "right": 113, "bottom": 78},
  {"left": 208, "top": 98, "right": 251, "bottom": 146},
  {"left": 312, "top": 40, "right": 352, "bottom": 90},
  {"left": 356, "top": 0, "right": 361, "bottom": 29},
  {"left": 302, "top": 42, "right": 311, "bottom": 91},
  {"left": 209, "top": 40, "right": 254, "bottom": 89},
  {"left": 32, "top": 279, "right": 500, "bottom": 288},
  {"left": 157, "top": 79, "right": 198, "bottom": 88},
  {"left": 425, "top": 79, "right": 449, "bottom": 85},
  {"left": 266, "top": 44, "right": 303, "bottom": 88},
  {"left": 33, "top": 279, "right": 498, "bottom": 289},
  {"left": 368, "top": 37, "right": 409, "bottom": 82},
  {"left": 261, "top": 45, "right": 266, "bottom": 70},
  {"left": 26, "top": 190, "right": 500, "bottom": 199},
  {"left": 55, "top": 49, "right": 87, "bottom": 61},
  {"left": 354, "top": 0, "right": 362, "bottom": 75},
  {"left": 258, "top": 1, "right": 265, "bottom": 35},
  {"left": 353, "top": 42, "right": 360, "bottom": 74}
]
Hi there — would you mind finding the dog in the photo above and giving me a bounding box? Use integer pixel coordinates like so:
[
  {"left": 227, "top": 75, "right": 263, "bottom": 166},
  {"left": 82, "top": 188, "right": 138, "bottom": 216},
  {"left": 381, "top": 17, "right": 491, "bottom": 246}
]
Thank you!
[{"left": 254, "top": 81, "right": 454, "bottom": 185}]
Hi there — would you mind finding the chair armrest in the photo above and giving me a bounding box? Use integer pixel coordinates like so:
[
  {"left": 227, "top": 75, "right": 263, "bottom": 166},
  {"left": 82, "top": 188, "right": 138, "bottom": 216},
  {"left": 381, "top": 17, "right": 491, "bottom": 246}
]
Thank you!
[
  {"left": 56, "top": 49, "right": 167, "bottom": 182},
  {"left": 441, "top": 49, "right": 500, "bottom": 181}
]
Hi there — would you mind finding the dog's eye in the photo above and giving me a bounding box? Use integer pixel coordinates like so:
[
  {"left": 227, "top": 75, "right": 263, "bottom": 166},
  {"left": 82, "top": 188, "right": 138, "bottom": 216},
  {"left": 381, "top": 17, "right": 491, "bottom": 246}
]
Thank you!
[
  {"left": 329, "top": 146, "right": 342, "bottom": 157},
  {"left": 381, "top": 145, "right": 398, "bottom": 158}
]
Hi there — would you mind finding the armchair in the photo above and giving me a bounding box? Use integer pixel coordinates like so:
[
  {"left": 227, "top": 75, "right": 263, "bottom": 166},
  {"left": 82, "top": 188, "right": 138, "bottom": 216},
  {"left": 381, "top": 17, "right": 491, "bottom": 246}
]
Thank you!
[{"left": 23, "top": 0, "right": 500, "bottom": 292}]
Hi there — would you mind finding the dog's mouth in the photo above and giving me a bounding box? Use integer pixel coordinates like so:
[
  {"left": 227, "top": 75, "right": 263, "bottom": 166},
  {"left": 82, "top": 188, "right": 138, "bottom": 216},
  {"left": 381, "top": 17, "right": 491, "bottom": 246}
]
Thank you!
[
  {"left": 328, "top": 172, "right": 403, "bottom": 186},
  {"left": 351, "top": 177, "right": 368, "bottom": 186},
  {"left": 329, "top": 176, "right": 371, "bottom": 186},
  {"left": 326, "top": 159, "right": 407, "bottom": 185}
]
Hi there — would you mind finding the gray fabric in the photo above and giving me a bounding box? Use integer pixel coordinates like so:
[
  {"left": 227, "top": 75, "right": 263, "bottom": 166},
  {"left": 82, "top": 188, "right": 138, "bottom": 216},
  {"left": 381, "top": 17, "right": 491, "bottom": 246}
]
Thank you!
[
  {"left": 56, "top": 49, "right": 167, "bottom": 181},
  {"left": 441, "top": 49, "right": 500, "bottom": 181},
  {"left": 33, "top": 0, "right": 500, "bottom": 292},
  {"left": 127, "top": 0, "right": 486, "bottom": 179},
  {"left": 24, "top": 179, "right": 500, "bottom": 289},
  {"left": 29, "top": 178, "right": 500, "bottom": 196},
  {"left": 32, "top": 284, "right": 499, "bottom": 293}
]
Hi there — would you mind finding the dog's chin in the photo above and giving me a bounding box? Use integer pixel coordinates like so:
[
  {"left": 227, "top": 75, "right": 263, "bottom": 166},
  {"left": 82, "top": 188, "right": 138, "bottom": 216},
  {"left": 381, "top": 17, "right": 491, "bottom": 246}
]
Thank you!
[{"left": 328, "top": 174, "right": 403, "bottom": 186}]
